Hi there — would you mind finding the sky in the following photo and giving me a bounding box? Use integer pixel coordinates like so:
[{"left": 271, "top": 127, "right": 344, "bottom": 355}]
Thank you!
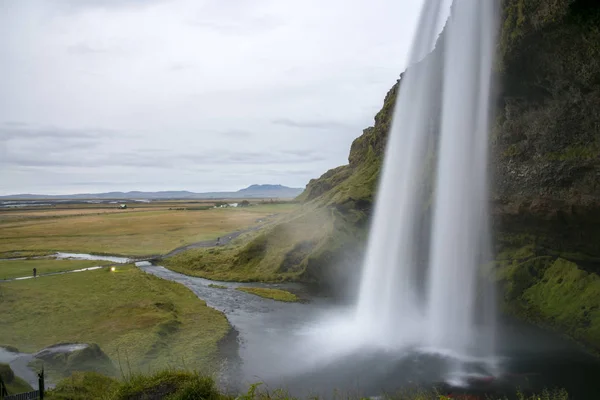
[{"left": 0, "top": 0, "right": 425, "bottom": 195}]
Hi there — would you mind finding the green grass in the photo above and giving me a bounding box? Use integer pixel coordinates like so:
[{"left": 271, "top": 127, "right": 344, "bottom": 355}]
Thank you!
[
  {"left": 236, "top": 287, "right": 299, "bottom": 302},
  {"left": 44, "top": 369, "right": 571, "bottom": 400},
  {"left": 45, "top": 371, "right": 118, "bottom": 400},
  {"left": 208, "top": 284, "right": 228, "bottom": 289},
  {"left": 45, "top": 370, "right": 225, "bottom": 400},
  {"left": 0, "top": 259, "right": 111, "bottom": 280},
  {"left": 496, "top": 243, "right": 600, "bottom": 352},
  {"left": 162, "top": 233, "right": 299, "bottom": 282},
  {"left": 522, "top": 258, "right": 600, "bottom": 348},
  {"left": 162, "top": 206, "right": 337, "bottom": 283},
  {"left": 0, "top": 205, "right": 296, "bottom": 257},
  {"left": 0, "top": 250, "right": 54, "bottom": 259},
  {"left": 0, "top": 264, "right": 230, "bottom": 374}
]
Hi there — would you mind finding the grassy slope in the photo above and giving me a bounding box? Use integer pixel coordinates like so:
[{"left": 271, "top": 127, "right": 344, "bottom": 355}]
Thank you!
[
  {"left": 0, "top": 205, "right": 295, "bottom": 257},
  {"left": 0, "top": 259, "right": 110, "bottom": 280},
  {"left": 163, "top": 206, "right": 330, "bottom": 281},
  {"left": 0, "top": 265, "right": 229, "bottom": 373},
  {"left": 236, "top": 287, "right": 299, "bottom": 302}
]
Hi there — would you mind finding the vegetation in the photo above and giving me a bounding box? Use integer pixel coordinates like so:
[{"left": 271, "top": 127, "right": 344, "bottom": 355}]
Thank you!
[
  {"left": 208, "top": 284, "right": 228, "bottom": 289},
  {"left": 236, "top": 287, "right": 299, "bottom": 302},
  {"left": 497, "top": 250, "right": 600, "bottom": 351},
  {"left": 0, "top": 204, "right": 295, "bottom": 257},
  {"left": 162, "top": 230, "right": 303, "bottom": 282},
  {"left": 0, "top": 264, "right": 230, "bottom": 373},
  {"left": 0, "top": 259, "right": 111, "bottom": 280},
  {"left": 43, "top": 369, "right": 570, "bottom": 400},
  {"left": 0, "top": 363, "right": 33, "bottom": 395}
]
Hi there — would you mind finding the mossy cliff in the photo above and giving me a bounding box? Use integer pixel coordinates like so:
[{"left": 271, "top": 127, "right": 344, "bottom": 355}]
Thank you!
[{"left": 491, "top": 0, "right": 600, "bottom": 352}]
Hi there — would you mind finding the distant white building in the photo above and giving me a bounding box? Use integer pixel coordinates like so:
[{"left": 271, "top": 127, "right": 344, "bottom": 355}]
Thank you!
[{"left": 228, "top": 203, "right": 238, "bottom": 207}]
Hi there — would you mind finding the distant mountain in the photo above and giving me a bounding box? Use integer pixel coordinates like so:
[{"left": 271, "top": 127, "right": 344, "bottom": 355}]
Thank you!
[{"left": 0, "top": 185, "right": 304, "bottom": 200}]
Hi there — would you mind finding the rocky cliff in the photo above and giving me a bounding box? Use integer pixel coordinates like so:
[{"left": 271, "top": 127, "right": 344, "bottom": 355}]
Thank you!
[{"left": 491, "top": 0, "right": 600, "bottom": 352}]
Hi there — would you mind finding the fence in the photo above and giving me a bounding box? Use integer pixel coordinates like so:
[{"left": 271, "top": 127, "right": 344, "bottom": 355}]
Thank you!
[
  {"left": 2, "top": 391, "right": 40, "bottom": 400},
  {"left": 0, "top": 369, "right": 44, "bottom": 400}
]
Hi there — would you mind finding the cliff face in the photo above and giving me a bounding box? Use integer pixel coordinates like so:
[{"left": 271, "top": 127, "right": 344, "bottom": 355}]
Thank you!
[{"left": 491, "top": 0, "right": 600, "bottom": 352}]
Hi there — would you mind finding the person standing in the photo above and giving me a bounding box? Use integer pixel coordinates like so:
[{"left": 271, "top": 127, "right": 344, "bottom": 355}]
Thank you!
[{"left": 33, "top": 267, "right": 37, "bottom": 278}]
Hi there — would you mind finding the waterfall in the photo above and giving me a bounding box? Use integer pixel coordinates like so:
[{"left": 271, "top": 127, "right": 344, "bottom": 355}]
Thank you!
[{"left": 355, "top": 0, "right": 498, "bottom": 380}]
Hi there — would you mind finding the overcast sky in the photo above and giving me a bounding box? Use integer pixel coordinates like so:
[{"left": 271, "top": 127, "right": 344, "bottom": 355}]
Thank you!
[{"left": 0, "top": 0, "right": 425, "bottom": 195}]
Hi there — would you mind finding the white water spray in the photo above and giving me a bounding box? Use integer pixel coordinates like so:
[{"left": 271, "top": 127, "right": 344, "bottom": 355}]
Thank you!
[{"left": 355, "top": 0, "right": 498, "bottom": 379}]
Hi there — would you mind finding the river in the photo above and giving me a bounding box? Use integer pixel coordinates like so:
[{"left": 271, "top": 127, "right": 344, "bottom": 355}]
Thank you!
[{"left": 139, "top": 263, "right": 600, "bottom": 399}]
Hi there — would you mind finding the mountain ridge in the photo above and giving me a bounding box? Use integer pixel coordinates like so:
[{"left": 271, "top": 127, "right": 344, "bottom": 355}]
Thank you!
[{"left": 0, "top": 184, "right": 303, "bottom": 200}]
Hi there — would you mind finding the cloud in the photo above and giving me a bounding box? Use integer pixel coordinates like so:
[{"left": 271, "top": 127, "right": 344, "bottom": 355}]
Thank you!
[
  {"left": 54, "top": 0, "right": 170, "bottom": 12},
  {"left": 0, "top": 125, "right": 116, "bottom": 142},
  {"left": 168, "top": 63, "right": 193, "bottom": 72},
  {"left": 3, "top": 121, "right": 28, "bottom": 127},
  {"left": 0, "top": 0, "right": 425, "bottom": 194},
  {"left": 180, "top": 149, "right": 327, "bottom": 166},
  {"left": 218, "top": 129, "right": 254, "bottom": 138},
  {"left": 67, "top": 43, "right": 108, "bottom": 55},
  {"left": 189, "top": 15, "right": 283, "bottom": 36},
  {"left": 271, "top": 118, "right": 352, "bottom": 130},
  {"left": 2, "top": 144, "right": 326, "bottom": 169}
]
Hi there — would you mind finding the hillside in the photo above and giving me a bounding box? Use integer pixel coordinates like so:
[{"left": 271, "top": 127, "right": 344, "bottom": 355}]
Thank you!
[
  {"left": 0, "top": 185, "right": 303, "bottom": 200},
  {"left": 177, "top": 0, "right": 600, "bottom": 351}
]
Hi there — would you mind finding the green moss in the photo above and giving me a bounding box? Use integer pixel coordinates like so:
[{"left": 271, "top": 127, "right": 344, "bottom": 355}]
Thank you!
[
  {"left": 236, "top": 287, "right": 299, "bottom": 302},
  {"left": 496, "top": 244, "right": 537, "bottom": 262},
  {"left": 497, "top": 256, "right": 554, "bottom": 301},
  {"left": 522, "top": 258, "right": 600, "bottom": 349},
  {"left": 546, "top": 143, "right": 600, "bottom": 161},
  {"left": 502, "top": 143, "right": 523, "bottom": 158}
]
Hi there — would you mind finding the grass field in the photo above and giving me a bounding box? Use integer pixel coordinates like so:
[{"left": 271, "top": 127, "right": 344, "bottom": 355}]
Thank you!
[
  {"left": 0, "top": 203, "right": 296, "bottom": 257},
  {"left": 0, "top": 264, "right": 230, "bottom": 373},
  {"left": 236, "top": 287, "right": 299, "bottom": 302},
  {"left": 0, "top": 259, "right": 111, "bottom": 280}
]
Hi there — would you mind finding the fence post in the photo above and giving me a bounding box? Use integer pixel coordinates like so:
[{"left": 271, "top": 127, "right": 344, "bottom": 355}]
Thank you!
[
  {"left": 0, "top": 375, "right": 8, "bottom": 398},
  {"left": 38, "top": 368, "right": 44, "bottom": 400}
]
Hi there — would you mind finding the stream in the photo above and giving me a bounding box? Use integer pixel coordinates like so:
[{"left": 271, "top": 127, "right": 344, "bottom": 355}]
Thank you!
[{"left": 2, "top": 253, "right": 600, "bottom": 398}]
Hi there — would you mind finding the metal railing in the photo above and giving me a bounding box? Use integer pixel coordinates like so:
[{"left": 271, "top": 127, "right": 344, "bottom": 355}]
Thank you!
[{"left": 0, "top": 369, "right": 44, "bottom": 400}]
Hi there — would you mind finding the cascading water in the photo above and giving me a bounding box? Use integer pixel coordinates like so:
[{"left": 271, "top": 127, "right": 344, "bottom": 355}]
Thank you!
[{"left": 355, "top": 0, "right": 499, "bottom": 381}]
